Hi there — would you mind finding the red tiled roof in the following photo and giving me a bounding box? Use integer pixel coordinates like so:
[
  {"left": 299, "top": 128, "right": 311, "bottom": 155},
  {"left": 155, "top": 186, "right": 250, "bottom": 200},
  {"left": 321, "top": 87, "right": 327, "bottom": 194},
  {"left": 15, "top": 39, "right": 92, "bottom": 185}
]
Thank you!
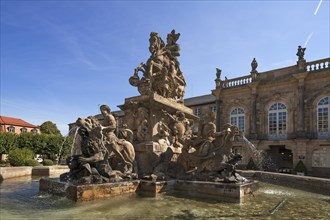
[{"left": 0, "top": 116, "right": 38, "bottom": 128}]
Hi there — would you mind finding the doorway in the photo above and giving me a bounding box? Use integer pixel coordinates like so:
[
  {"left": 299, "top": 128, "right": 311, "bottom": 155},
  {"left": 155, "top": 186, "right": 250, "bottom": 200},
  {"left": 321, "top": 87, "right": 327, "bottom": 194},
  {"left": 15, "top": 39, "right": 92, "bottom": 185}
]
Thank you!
[{"left": 266, "top": 145, "right": 293, "bottom": 173}]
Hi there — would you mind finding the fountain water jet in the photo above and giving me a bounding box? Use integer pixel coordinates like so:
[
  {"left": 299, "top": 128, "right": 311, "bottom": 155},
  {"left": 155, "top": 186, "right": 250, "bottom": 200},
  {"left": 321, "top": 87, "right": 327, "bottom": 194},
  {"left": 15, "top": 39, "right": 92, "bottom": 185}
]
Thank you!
[{"left": 56, "top": 126, "right": 78, "bottom": 165}]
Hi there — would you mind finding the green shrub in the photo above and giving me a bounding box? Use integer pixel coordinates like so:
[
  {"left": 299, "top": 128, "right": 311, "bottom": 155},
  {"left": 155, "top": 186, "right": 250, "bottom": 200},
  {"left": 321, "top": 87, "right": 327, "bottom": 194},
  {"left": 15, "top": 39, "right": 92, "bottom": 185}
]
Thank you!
[
  {"left": 25, "top": 159, "right": 42, "bottom": 167},
  {"left": 295, "top": 160, "right": 307, "bottom": 174},
  {"left": 0, "top": 163, "right": 11, "bottom": 167},
  {"left": 246, "top": 157, "right": 257, "bottom": 170},
  {"left": 43, "top": 159, "right": 53, "bottom": 166},
  {"left": 8, "top": 148, "right": 34, "bottom": 166}
]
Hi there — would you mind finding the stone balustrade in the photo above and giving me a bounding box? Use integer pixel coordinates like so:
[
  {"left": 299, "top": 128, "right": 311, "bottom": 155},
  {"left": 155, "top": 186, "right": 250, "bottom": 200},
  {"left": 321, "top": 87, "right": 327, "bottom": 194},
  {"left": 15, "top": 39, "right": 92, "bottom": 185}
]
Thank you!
[
  {"left": 223, "top": 75, "right": 252, "bottom": 88},
  {"left": 220, "top": 58, "right": 329, "bottom": 89},
  {"left": 306, "top": 58, "right": 330, "bottom": 72}
]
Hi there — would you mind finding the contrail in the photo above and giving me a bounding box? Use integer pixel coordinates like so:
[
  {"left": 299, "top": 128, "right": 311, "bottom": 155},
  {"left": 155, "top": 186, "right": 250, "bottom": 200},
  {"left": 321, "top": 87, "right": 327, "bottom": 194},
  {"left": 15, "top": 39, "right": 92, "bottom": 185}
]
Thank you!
[
  {"left": 304, "top": 32, "right": 314, "bottom": 47},
  {"left": 314, "top": 0, "right": 323, "bottom": 15}
]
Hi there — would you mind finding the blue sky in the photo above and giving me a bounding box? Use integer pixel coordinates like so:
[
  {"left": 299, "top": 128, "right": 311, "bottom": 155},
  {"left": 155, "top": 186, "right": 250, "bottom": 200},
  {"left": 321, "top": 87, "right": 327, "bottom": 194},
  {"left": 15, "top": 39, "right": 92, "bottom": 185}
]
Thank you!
[{"left": 1, "top": 0, "right": 329, "bottom": 135}]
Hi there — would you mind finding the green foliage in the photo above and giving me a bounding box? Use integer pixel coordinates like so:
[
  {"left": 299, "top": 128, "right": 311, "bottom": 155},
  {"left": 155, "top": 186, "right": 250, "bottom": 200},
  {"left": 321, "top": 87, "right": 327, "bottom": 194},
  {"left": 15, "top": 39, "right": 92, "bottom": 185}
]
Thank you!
[
  {"left": 0, "top": 163, "right": 11, "bottom": 167},
  {"left": 25, "top": 158, "right": 42, "bottom": 167},
  {"left": 18, "top": 133, "right": 37, "bottom": 150},
  {"left": 42, "top": 159, "right": 53, "bottom": 166},
  {"left": 1, "top": 131, "right": 73, "bottom": 161},
  {"left": 39, "top": 121, "right": 61, "bottom": 135},
  {"left": 0, "top": 132, "right": 19, "bottom": 154},
  {"left": 8, "top": 148, "right": 34, "bottom": 166},
  {"left": 295, "top": 160, "right": 307, "bottom": 174},
  {"left": 246, "top": 157, "right": 257, "bottom": 170}
]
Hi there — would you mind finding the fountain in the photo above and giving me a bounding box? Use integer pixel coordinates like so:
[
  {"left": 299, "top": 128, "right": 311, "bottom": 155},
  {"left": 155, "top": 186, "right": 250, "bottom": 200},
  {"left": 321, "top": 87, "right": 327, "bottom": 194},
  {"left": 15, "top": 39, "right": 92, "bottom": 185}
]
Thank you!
[{"left": 40, "top": 30, "right": 259, "bottom": 202}]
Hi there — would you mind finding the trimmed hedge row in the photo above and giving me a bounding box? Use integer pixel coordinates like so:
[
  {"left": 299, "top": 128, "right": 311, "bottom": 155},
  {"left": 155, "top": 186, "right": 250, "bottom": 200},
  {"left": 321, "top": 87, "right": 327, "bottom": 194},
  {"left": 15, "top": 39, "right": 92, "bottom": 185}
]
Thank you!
[{"left": 0, "top": 132, "right": 73, "bottom": 164}]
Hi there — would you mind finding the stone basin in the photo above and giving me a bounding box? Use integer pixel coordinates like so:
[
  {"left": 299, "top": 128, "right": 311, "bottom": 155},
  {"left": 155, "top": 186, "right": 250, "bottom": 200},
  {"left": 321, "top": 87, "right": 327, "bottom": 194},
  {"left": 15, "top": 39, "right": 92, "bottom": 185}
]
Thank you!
[{"left": 39, "top": 178, "right": 259, "bottom": 202}]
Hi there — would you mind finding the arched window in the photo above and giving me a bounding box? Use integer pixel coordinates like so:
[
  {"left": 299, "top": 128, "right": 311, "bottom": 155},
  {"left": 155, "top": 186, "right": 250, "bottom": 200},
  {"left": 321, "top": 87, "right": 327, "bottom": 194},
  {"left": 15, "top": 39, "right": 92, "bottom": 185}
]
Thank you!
[
  {"left": 268, "top": 103, "right": 287, "bottom": 137},
  {"left": 20, "top": 127, "right": 27, "bottom": 133},
  {"left": 317, "top": 96, "right": 329, "bottom": 137},
  {"left": 230, "top": 108, "right": 245, "bottom": 131},
  {"left": 7, "top": 126, "right": 15, "bottom": 133}
]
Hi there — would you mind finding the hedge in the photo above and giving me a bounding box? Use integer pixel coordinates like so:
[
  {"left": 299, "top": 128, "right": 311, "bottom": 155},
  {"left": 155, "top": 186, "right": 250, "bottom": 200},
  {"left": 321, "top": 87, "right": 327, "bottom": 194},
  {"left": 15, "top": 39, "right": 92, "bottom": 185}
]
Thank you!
[{"left": 0, "top": 132, "right": 73, "bottom": 160}]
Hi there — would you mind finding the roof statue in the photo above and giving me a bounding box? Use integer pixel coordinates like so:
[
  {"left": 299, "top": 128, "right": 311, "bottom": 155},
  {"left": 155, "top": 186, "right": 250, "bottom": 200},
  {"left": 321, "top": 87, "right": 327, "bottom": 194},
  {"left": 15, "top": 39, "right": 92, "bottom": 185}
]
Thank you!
[
  {"left": 296, "top": 45, "right": 306, "bottom": 61},
  {"left": 251, "top": 58, "right": 258, "bottom": 72}
]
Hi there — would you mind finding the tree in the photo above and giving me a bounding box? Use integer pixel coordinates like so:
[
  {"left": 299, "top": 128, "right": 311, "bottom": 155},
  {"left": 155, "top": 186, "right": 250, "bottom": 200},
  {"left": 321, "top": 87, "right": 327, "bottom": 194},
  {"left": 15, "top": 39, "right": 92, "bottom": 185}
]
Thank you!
[
  {"left": 0, "top": 132, "right": 19, "bottom": 154},
  {"left": 39, "top": 121, "right": 61, "bottom": 135}
]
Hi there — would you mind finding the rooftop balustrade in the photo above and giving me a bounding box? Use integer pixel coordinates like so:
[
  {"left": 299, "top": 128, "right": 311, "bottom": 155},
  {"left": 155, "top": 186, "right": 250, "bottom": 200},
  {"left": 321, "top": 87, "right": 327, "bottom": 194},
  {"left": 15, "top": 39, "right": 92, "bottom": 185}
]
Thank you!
[{"left": 306, "top": 58, "right": 330, "bottom": 72}]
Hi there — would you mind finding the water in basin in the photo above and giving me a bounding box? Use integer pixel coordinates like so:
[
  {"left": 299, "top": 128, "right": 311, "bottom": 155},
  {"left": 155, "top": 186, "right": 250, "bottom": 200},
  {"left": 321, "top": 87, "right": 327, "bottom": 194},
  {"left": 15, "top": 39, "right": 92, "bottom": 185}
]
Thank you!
[{"left": 1, "top": 176, "right": 329, "bottom": 219}]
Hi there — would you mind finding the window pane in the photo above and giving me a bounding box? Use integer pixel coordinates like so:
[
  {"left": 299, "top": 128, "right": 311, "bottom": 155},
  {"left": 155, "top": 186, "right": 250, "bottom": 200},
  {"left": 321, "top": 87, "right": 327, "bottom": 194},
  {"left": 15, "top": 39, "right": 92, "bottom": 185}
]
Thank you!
[
  {"left": 230, "top": 108, "right": 245, "bottom": 131},
  {"left": 238, "top": 116, "right": 244, "bottom": 131},
  {"left": 237, "top": 108, "right": 244, "bottom": 114},
  {"left": 318, "top": 107, "right": 329, "bottom": 132},
  {"left": 231, "top": 117, "right": 237, "bottom": 126},
  {"left": 278, "top": 103, "right": 287, "bottom": 110},
  {"left": 270, "top": 104, "right": 277, "bottom": 110},
  {"left": 268, "top": 103, "right": 287, "bottom": 135},
  {"left": 318, "top": 97, "right": 329, "bottom": 105}
]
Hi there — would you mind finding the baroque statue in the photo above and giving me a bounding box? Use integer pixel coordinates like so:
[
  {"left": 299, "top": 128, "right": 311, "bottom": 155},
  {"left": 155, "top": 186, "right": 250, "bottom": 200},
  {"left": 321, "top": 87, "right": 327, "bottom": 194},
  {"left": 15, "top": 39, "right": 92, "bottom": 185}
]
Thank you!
[
  {"left": 129, "top": 30, "right": 186, "bottom": 103},
  {"left": 60, "top": 105, "right": 137, "bottom": 184},
  {"left": 251, "top": 58, "right": 258, "bottom": 72},
  {"left": 63, "top": 31, "right": 250, "bottom": 184},
  {"left": 177, "top": 122, "right": 247, "bottom": 182},
  {"left": 296, "top": 45, "right": 306, "bottom": 61}
]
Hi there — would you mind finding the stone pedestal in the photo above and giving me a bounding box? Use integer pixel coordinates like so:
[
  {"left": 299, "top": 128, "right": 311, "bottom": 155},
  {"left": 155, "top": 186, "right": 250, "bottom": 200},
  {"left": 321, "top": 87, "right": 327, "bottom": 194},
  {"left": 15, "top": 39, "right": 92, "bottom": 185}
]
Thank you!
[
  {"left": 118, "top": 93, "right": 197, "bottom": 140},
  {"left": 173, "top": 180, "right": 259, "bottom": 202},
  {"left": 118, "top": 93, "right": 198, "bottom": 175},
  {"left": 39, "top": 178, "right": 140, "bottom": 202},
  {"left": 40, "top": 178, "right": 258, "bottom": 203}
]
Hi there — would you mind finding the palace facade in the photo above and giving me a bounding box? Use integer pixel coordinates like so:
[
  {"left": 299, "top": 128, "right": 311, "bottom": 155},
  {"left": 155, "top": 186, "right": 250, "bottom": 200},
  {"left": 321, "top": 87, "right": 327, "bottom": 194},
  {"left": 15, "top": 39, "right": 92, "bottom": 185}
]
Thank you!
[{"left": 188, "top": 51, "right": 329, "bottom": 177}]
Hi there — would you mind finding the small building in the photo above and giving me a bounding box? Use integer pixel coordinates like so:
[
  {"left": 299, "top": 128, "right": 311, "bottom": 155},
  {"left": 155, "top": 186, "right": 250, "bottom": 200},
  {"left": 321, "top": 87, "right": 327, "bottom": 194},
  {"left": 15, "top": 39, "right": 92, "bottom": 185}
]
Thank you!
[
  {"left": 0, "top": 116, "right": 39, "bottom": 134},
  {"left": 0, "top": 116, "right": 39, "bottom": 161}
]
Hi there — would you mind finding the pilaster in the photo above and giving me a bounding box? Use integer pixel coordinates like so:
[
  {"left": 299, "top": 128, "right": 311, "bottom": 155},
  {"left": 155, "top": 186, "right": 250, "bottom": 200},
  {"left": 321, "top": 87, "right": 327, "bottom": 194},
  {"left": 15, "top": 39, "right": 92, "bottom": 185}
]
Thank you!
[
  {"left": 293, "top": 72, "right": 308, "bottom": 138},
  {"left": 212, "top": 88, "right": 222, "bottom": 132},
  {"left": 248, "top": 82, "right": 259, "bottom": 139}
]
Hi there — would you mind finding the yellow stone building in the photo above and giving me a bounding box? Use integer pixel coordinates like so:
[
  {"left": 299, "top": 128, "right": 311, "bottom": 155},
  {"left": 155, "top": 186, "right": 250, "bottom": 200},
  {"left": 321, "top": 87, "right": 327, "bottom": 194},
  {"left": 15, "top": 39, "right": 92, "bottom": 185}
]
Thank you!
[{"left": 187, "top": 52, "right": 329, "bottom": 177}]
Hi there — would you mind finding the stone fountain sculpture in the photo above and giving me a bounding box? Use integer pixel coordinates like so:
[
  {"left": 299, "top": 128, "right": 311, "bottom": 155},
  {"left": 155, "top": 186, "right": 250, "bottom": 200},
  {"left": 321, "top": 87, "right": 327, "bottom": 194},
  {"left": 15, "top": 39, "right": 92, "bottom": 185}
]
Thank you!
[
  {"left": 120, "top": 30, "right": 246, "bottom": 183},
  {"left": 60, "top": 105, "right": 137, "bottom": 184},
  {"left": 42, "top": 30, "right": 256, "bottom": 202},
  {"left": 177, "top": 121, "right": 247, "bottom": 182},
  {"left": 129, "top": 30, "right": 186, "bottom": 103}
]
